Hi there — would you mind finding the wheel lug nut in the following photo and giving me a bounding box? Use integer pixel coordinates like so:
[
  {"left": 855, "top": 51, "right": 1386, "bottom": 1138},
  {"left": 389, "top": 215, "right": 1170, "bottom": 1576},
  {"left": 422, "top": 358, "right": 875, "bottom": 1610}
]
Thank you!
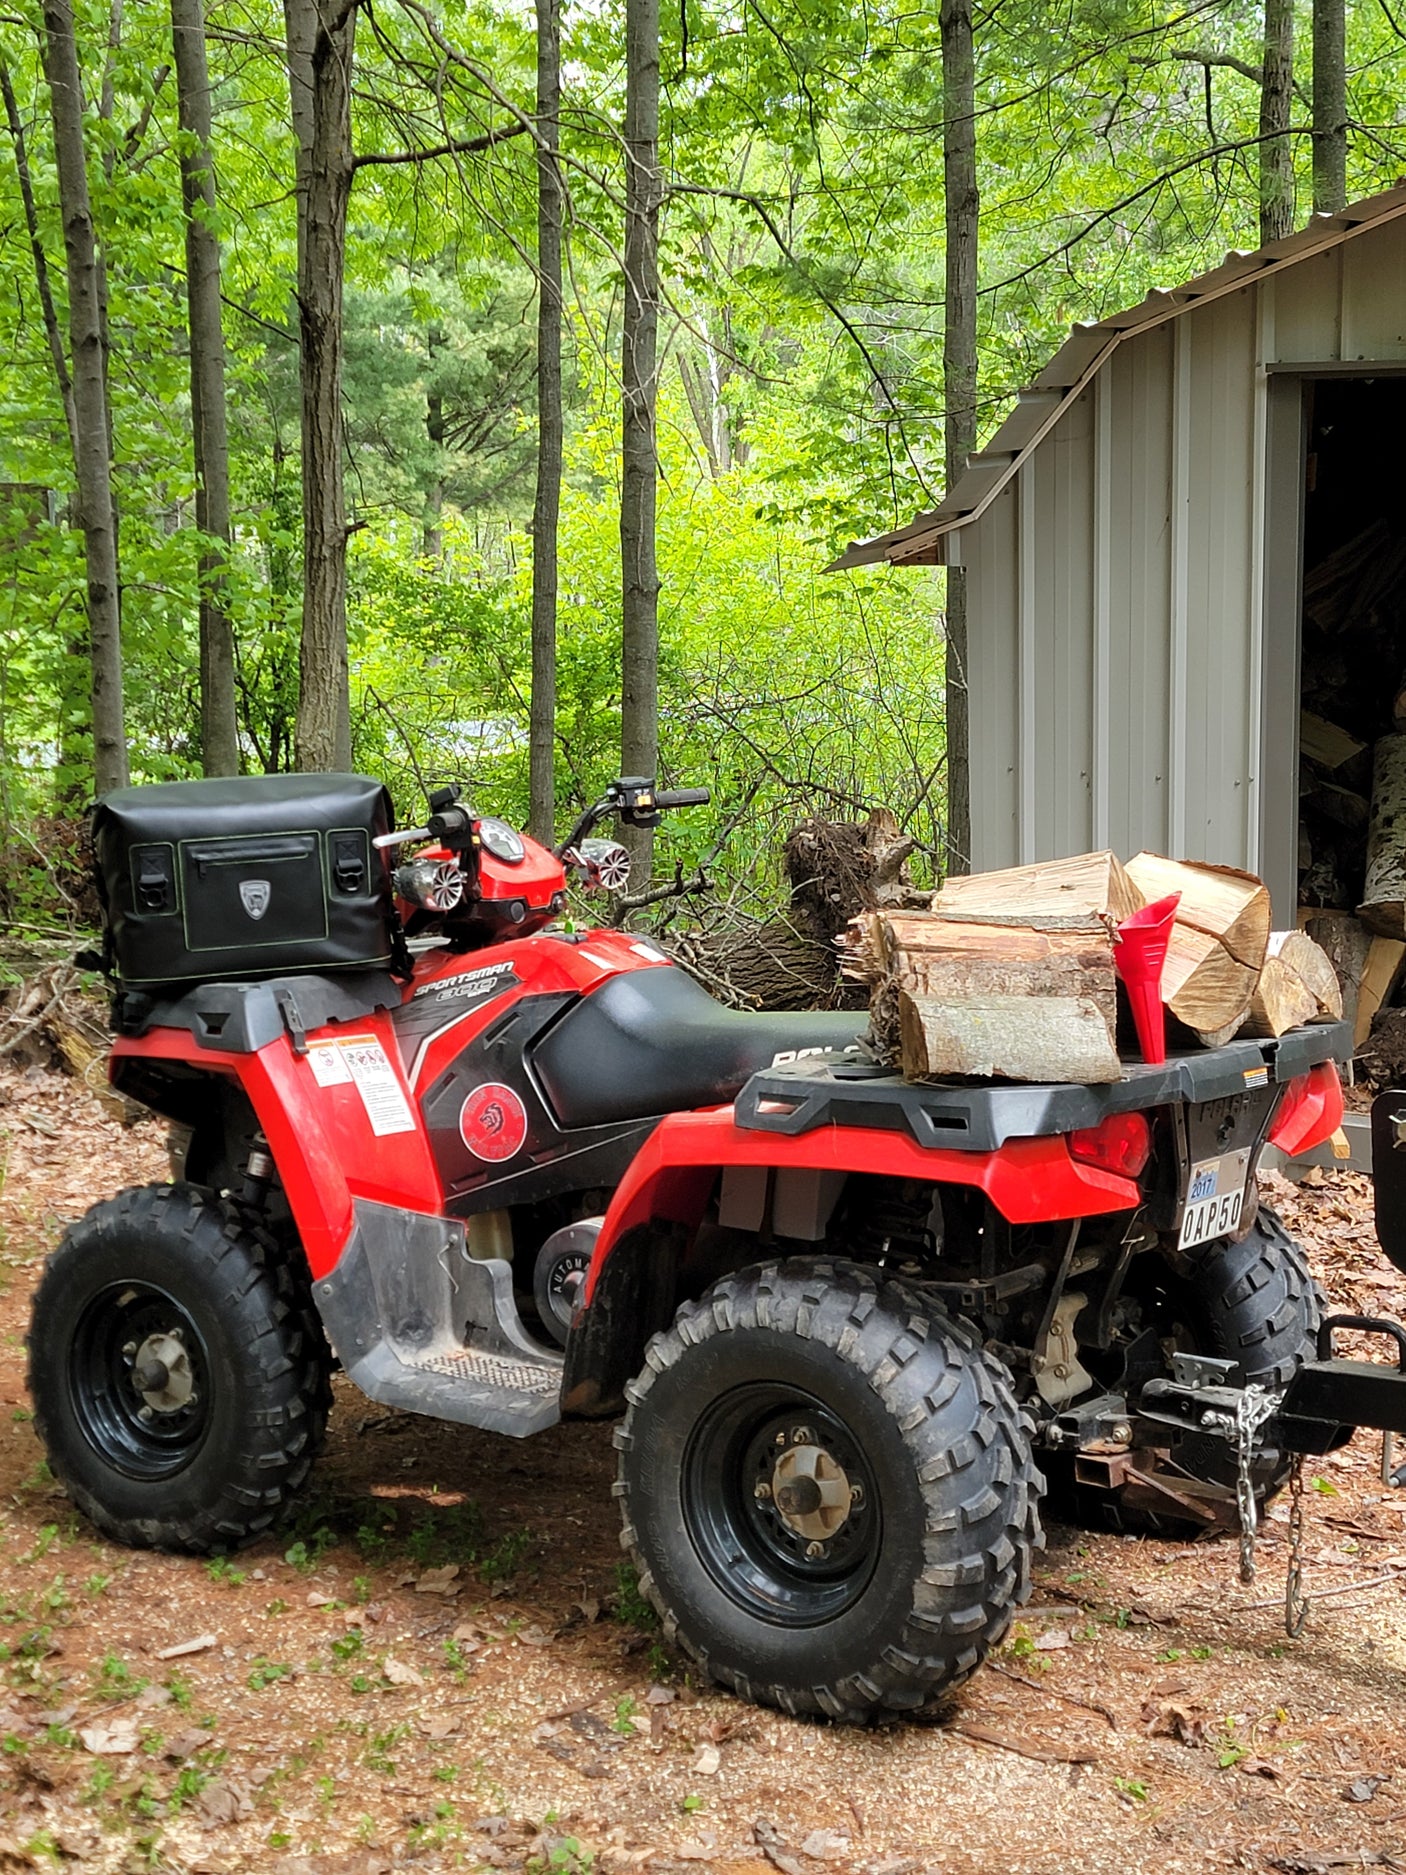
[
  {"left": 753, "top": 1481, "right": 771, "bottom": 1500},
  {"left": 805, "top": 1540, "right": 827, "bottom": 1560},
  {"left": 792, "top": 1426, "right": 813, "bottom": 1445},
  {"left": 168, "top": 1328, "right": 184, "bottom": 1343},
  {"left": 138, "top": 1405, "right": 154, "bottom": 1422},
  {"left": 187, "top": 1392, "right": 199, "bottom": 1408},
  {"left": 849, "top": 1484, "right": 865, "bottom": 1506},
  {"left": 774, "top": 1431, "right": 787, "bottom": 1446},
  {"left": 122, "top": 1341, "right": 137, "bottom": 1359}
]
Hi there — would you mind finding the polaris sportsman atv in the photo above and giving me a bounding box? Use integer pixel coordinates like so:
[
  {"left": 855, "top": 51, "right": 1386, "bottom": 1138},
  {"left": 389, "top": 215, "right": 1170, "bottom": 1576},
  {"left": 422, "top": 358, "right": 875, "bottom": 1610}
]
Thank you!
[{"left": 27, "top": 770, "right": 1406, "bottom": 1723}]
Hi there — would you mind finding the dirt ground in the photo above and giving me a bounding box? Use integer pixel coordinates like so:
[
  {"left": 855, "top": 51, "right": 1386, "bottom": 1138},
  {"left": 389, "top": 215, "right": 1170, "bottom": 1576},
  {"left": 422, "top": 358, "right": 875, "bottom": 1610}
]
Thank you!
[{"left": 1, "top": 1065, "right": 1405, "bottom": 1875}]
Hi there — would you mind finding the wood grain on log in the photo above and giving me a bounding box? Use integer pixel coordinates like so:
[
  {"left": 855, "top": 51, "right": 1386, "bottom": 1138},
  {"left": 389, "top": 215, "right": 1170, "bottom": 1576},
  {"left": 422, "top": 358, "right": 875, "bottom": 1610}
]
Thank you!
[
  {"left": 1241, "top": 955, "right": 1319, "bottom": 1038},
  {"left": 1361, "top": 734, "right": 1406, "bottom": 939},
  {"left": 1124, "top": 852, "right": 1270, "bottom": 971},
  {"left": 1158, "top": 922, "right": 1257, "bottom": 1032},
  {"left": 930, "top": 850, "right": 1142, "bottom": 926},
  {"left": 1266, "top": 929, "right": 1343, "bottom": 1019}
]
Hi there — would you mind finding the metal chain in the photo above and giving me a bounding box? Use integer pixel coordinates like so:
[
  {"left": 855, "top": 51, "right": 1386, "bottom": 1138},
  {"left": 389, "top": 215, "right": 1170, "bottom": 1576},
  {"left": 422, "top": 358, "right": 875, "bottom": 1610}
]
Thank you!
[
  {"left": 1230, "top": 1384, "right": 1282, "bottom": 1585},
  {"left": 1284, "top": 1456, "right": 1309, "bottom": 1637}
]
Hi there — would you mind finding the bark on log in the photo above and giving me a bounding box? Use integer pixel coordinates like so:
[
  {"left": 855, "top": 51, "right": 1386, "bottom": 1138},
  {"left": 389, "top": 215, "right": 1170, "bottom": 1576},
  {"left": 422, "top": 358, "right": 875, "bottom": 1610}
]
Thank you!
[
  {"left": 898, "top": 991, "right": 1120, "bottom": 1085},
  {"left": 1303, "top": 910, "right": 1372, "bottom": 1038},
  {"left": 1266, "top": 929, "right": 1343, "bottom": 1019},
  {"left": 929, "top": 850, "right": 1141, "bottom": 925},
  {"left": 1124, "top": 852, "right": 1270, "bottom": 971},
  {"left": 1242, "top": 956, "right": 1319, "bottom": 1039},
  {"left": 1360, "top": 734, "right": 1406, "bottom": 939}
]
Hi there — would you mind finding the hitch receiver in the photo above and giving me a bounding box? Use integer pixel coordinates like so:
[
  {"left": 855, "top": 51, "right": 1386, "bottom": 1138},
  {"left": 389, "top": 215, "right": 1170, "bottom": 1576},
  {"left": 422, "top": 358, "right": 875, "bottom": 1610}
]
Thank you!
[{"left": 1275, "top": 1314, "right": 1406, "bottom": 1454}]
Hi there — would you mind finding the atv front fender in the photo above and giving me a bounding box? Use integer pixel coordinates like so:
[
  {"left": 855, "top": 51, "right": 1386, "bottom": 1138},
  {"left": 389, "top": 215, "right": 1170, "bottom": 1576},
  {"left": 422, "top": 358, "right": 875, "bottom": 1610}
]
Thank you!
[
  {"left": 581, "top": 1104, "right": 1142, "bottom": 1306},
  {"left": 111, "top": 1025, "right": 442, "bottom": 1277}
]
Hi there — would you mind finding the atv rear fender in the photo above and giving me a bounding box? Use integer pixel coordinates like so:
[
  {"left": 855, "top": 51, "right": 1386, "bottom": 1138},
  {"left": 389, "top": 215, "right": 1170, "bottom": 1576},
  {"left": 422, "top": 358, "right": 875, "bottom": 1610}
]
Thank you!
[
  {"left": 581, "top": 1105, "right": 1143, "bottom": 1303},
  {"left": 110, "top": 1023, "right": 442, "bottom": 1277}
]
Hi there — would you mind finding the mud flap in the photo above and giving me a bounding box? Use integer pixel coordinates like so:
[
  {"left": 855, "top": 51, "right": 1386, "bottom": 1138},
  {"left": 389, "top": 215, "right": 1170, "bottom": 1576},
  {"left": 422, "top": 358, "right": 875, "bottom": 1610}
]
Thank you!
[{"left": 1373, "top": 1090, "right": 1406, "bottom": 1274}]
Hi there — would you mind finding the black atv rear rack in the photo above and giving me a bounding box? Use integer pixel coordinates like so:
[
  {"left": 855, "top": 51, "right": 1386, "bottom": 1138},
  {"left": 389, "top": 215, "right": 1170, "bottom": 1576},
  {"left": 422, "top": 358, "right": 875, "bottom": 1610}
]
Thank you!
[{"left": 733, "top": 1022, "right": 1351, "bottom": 1153}]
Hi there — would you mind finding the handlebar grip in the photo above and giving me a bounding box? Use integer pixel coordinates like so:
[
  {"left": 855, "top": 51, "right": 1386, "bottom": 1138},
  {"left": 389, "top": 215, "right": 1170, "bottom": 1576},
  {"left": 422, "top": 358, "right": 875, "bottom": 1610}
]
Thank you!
[{"left": 653, "top": 788, "right": 711, "bottom": 808}]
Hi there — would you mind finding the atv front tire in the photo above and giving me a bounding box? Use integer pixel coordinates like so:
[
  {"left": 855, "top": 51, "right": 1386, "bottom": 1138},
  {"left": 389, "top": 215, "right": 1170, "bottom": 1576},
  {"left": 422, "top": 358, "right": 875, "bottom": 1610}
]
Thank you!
[
  {"left": 28, "top": 1183, "right": 331, "bottom": 1552},
  {"left": 615, "top": 1258, "right": 1044, "bottom": 1722}
]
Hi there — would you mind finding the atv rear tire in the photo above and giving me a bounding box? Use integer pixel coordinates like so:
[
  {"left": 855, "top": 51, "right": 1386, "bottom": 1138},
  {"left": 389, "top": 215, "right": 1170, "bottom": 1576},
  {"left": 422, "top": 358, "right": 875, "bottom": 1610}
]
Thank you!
[
  {"left": 1106, "top": 1206, "right": 1322, "bottom": 1534},
  {"left": 615, "top": 1258, "right": 1044, "bottom": 1722},
  {"left": 28, "top": 1183, "right": 331, "bottom": 1552}
]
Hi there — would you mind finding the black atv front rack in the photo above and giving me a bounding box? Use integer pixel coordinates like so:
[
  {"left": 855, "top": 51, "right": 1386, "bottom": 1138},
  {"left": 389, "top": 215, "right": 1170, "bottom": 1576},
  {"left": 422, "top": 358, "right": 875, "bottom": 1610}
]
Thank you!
[{"left": 1139, "top": 1315, "right": 1406, "bottom": 1459}]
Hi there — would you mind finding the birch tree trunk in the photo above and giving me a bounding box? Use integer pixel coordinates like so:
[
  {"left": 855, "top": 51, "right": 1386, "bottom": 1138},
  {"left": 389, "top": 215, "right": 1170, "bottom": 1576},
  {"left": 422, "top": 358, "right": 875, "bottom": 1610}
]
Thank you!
[
  {"left": 285, "top": 0, "right": 357, "bottom": 774},
  {"left": 529, "top": 0, "right": 563, "bottom": 847},
  {"left": 940, "top": 0, "right": 977, "bottom": 877},
  {"left": 1311, "top": 0, "right": 1347, "bottom": 215},
  {"left": 171, "top": 0, "right": 238, "bottom": 777},
  {"left": 40, "top": 0, "right": 127, "bottom": 794},
  {"left": 1260, "top": 0, "right": 1296, "bottom": 242},
  {"left": 619, "top": 0, "right": 661, "bottom": 885}
]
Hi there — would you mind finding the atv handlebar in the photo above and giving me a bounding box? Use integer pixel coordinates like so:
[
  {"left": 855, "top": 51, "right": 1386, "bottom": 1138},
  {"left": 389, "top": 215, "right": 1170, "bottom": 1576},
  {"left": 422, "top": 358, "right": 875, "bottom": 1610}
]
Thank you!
[{"left": 553, "top": 779, "right": 711, "bottom": 858}]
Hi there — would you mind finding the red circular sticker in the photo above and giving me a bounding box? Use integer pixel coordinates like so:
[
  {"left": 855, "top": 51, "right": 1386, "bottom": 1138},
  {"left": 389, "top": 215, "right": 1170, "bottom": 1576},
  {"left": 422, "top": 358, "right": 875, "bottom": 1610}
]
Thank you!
[{"left": 459, "top": 1083, "right": 529, "bottom": 1162}]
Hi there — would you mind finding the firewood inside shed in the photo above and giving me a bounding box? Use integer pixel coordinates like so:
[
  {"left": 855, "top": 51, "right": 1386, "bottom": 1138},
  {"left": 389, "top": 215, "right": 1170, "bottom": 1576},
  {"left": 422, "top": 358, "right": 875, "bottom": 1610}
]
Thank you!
[{"left": 1360, "top": 733, "right": 1406, "bottom": 939}]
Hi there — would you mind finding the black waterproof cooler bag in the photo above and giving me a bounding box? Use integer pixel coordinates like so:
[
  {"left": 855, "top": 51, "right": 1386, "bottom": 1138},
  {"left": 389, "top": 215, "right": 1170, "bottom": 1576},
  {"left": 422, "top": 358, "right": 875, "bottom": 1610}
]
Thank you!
[{"left": 93, "top": 773, "right": 397, "bottom": 988}]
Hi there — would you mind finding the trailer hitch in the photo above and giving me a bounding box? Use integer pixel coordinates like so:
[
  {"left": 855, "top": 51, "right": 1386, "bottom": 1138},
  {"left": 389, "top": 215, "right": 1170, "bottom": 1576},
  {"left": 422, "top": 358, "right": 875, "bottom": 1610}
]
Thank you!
[{"left": 1135, "top": 1314, "right": 1406, "bottom": 1632}]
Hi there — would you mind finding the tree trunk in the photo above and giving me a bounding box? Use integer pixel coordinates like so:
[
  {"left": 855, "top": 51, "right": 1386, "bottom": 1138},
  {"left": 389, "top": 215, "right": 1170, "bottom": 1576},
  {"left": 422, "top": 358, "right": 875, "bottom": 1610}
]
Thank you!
[
  {"left": 41, "top": 0, "right": 127, "bottom": 794},
  {"left": 424, "top": 384, "right": 444, "bottom": 564},
  {"left": 529, "top": 0, "right": 563, "bottom": 848},
  {"left": 171, "top": 0, "right": 238, "bottom": 777},
  {"left": 284, "top": 0, "right": 357, "bottom": 774},
  {"left": 940, "top": 0, "right": 977, "bottom": 877},
  {"left": 1260, "top": 0, "right": 1296, "bottom": 242},
  {"left": 1, "top": 63, "right": 79, "bottom": 472},
  {"left": 1311, "top": 0, "right": 1347, "bottom": 214},
  {"left": 619, "top": 0, "right": 661, "bottom": 884}
]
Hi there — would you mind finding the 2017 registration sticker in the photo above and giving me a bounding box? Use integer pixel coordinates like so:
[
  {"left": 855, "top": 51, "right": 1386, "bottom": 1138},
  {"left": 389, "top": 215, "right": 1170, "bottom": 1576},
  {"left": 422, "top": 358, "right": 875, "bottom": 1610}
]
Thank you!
[{"left": 1178, "top": 1149, "right": 1251, "bottom": 1250}]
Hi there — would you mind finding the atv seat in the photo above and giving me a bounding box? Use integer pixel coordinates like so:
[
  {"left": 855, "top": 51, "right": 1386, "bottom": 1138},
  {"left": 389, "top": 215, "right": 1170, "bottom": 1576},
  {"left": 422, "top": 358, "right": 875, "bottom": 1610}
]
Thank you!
[{"left": 532, "top": 965, "right": 864, "bottom": 1128}]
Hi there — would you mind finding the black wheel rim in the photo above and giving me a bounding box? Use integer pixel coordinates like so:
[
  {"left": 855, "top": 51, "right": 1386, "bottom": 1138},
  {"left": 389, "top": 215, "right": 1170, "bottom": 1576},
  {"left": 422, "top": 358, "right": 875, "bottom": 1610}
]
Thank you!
[
  {"left": 69, "top": 1282, "right": 212, "bottom": 1481},
  {"left": 681, "top": 1383, "right": 881, "bottom": 1626}
]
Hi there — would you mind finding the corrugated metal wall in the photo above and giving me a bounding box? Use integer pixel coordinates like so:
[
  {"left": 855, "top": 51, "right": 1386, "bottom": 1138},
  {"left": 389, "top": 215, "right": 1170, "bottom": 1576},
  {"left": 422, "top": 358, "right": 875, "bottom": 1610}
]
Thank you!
[{"left": 961, "top": 214, "right": 1406, "bottom": 916}]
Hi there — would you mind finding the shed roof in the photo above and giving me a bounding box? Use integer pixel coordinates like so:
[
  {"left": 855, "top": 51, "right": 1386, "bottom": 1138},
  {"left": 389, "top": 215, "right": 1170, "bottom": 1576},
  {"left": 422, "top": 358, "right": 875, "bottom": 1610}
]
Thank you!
[{"left": 831, "top": 180, "right": 1406, "bottom": 570}]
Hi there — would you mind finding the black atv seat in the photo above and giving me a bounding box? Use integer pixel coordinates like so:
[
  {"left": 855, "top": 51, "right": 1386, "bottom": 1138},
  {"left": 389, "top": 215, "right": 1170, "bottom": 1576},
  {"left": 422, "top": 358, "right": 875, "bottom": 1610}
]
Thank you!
[{"left": 532, "top": 965, "right": 865, "bottom": 1128}]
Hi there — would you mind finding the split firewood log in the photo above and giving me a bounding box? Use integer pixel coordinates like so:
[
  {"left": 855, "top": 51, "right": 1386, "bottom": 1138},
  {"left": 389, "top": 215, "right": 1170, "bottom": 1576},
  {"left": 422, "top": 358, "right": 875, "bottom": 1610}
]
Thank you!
[
  {"left": 1157, "top": 923, "right": 1258, "bottom": 1034},
  {"left": 928, "top": 850, "right": 1142, "bottom": 926},
  {"left": 846, "top": 910, "right": 1120, "bottom": 1083},
  {"left": 1241, "top": 956, "right": 1320, "bottom": 1039},
  {"left": 1265, "top": 930, "right": 1343, "bottom": 1020},
  {"left": 1124, "top": 853, "right": 1270, "bottom": 972}
]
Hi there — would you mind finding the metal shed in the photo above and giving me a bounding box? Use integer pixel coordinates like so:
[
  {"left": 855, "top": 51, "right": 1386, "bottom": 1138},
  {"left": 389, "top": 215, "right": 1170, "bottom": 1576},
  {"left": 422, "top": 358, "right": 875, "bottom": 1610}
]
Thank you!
[{"left": 836, "top": 182, "right": 1406, "bottom": 922}]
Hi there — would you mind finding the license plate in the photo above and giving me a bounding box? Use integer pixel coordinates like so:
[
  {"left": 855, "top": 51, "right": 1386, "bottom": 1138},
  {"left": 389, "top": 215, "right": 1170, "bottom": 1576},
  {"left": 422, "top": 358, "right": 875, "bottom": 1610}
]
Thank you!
[{"left": 1178, "top": 1149, "right": 1251, "bottom": 1250}]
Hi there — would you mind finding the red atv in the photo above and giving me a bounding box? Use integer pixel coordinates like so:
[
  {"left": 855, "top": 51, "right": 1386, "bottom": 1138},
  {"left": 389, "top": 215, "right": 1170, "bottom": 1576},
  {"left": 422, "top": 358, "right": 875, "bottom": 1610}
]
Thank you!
[{"left": 27, "top": 772, "right": 1406, "bottom": 1723}]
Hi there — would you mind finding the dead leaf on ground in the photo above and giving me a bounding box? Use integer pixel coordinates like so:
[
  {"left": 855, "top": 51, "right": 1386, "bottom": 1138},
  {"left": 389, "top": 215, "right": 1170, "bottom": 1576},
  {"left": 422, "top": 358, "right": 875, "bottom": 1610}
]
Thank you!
[
  {"left": 78, "top": 1718, "right": 140, "bottom": 1755},
  {"left": 1344, "top": 1775, "right": 1390, "bottom": 1801},
  {"left": 196, "top": 1779, "right": 255, "bottom": 1828},
  {"left": 416, "top": 1564, "right": 461, "bottom": 1596},
  {"left": 382, "top": 1655, "right": 425, "bottom": 1688},
  {"left": 692, "top": 1743, "right": 721, "bottom": 1776},
  {"left": 417, "top": 1712, "right": 460, "bottom": 1739},
  {"left": 799, "top": 1829, "right": 851, "bottom": 1861}
]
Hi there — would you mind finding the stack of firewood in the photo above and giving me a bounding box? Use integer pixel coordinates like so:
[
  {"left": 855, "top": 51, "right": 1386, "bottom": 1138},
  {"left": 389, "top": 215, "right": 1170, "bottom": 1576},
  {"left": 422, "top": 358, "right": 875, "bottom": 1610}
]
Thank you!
[{"left": 843, "top": 850, "right": 1348, "bottom": 1086}]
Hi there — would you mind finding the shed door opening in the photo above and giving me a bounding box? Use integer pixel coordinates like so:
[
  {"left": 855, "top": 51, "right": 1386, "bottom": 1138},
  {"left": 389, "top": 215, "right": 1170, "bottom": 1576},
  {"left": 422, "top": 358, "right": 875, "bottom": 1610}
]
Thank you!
[{"left": 1298, "top": 377, "right": 1406, "bottom": 925}]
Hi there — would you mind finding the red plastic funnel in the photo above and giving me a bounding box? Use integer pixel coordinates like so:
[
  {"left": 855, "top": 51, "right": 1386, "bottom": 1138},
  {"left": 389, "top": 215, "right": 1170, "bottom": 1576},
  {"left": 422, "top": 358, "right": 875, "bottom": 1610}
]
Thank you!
[{"left": 1114, "top": 891, "right": 1182, "bottom": 1066}]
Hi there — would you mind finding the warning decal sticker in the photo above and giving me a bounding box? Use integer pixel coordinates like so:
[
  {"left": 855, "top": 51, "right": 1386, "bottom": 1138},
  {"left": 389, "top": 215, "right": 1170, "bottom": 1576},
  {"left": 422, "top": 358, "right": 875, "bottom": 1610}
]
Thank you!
[
  {"left": 307, "top": 1035, "right": 417, "bottom": 1137},
  {"left": 458, "top": 1082, "right": 529, "bottom": 1163}
]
